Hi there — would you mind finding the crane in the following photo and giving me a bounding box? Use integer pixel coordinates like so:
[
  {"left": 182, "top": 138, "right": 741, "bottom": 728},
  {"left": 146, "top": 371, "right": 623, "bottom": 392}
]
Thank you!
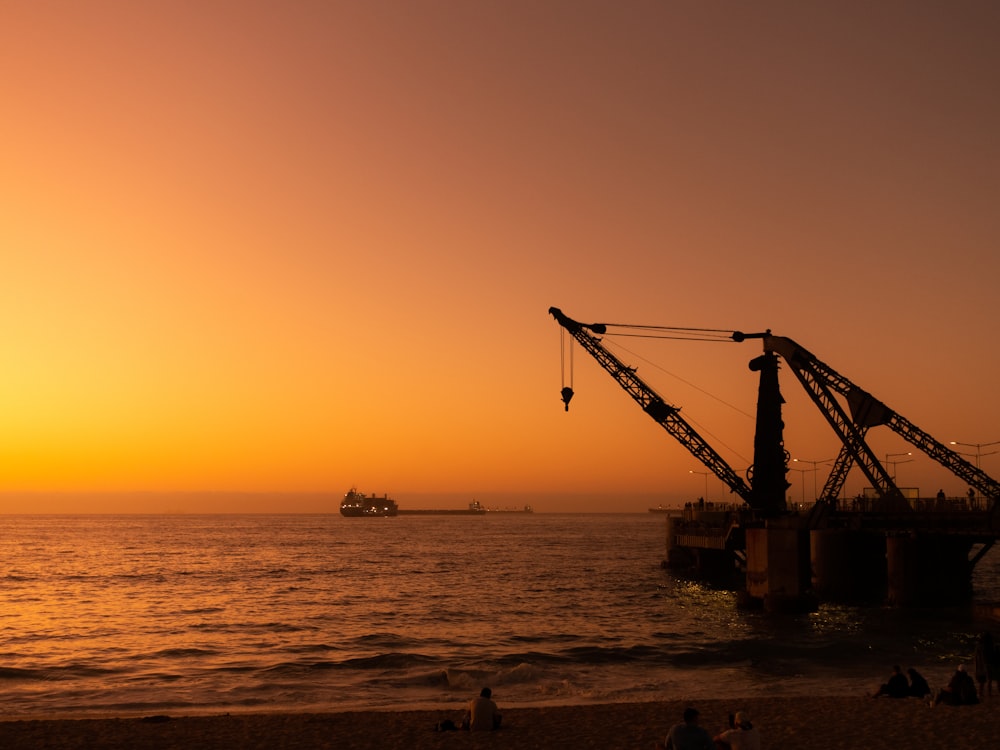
[
  {"left": 550, "top": 306, "right": 1000, "bottom": 523},
  {"left": 549, "top": 307, "right": 789, "bottom": 514}
]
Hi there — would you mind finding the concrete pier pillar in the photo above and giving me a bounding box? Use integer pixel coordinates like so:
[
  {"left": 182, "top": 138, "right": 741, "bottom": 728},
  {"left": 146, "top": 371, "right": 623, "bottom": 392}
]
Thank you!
[
  {"left": 885, "top": 535, "right": 920, "bottom": 607},
  {"left": 665, "top": 516, "right": 694, "bottom": 569},
  {"left": 887, "top": 534, "right": 973, "bottom": 607},
  {"left": 811, "top": 529, "right": 887, "bottom": 603},
  {"left": 745, "top": 521, "right": 814, "bottom": 611}
]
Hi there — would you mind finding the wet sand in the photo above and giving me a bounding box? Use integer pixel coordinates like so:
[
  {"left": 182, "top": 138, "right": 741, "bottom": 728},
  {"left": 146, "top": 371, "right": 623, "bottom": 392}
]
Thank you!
[{"left": 2, "top": 695, "right": 998, "bottom": 749}]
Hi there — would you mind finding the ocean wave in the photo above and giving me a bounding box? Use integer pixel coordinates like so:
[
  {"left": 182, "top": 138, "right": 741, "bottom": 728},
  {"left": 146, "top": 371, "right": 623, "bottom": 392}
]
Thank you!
[
  {"left": 149, "top": 647, "right": 219, "bottom": 659},
  {"left": 40, "top": 663, "right": 124, "bottom": 680},
  {"left": 178, "top": 606, "right": 226, "bottom": 615},
  {"left": 0, "top": 666, "right": 49, "bottom": 681},
  {"left": 286, "top": 642, "right": 345, "bottom": 654},
  {"left": 328, "top": 652, "right": 443, "bottom": 670}
]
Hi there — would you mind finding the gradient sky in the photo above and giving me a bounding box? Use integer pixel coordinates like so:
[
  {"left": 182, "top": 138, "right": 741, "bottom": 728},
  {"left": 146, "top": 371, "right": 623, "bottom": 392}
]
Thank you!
[{"left": 2, "top": 1, "right": 998, "bottom": 512}]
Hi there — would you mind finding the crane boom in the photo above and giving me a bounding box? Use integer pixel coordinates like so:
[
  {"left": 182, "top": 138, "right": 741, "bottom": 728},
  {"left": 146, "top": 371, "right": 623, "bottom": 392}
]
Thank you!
[{"left": 549, "top": 307, "right": 752, "bottom": 504}]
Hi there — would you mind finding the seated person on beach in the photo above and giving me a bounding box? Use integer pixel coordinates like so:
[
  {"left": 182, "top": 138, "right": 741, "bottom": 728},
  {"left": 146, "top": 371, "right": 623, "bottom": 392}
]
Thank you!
[
  {"left": 872, "top": 664, "right": 910, "bottom": 698},
  {"left": 463, "top": 687, "right": 502, "bottom": 731},
  {"left": 713, "top": 710, "right": 760, "bottom": 750},
  {"left": 655, "top": 706, "right": 713, "bottom": 750},
  {"left": 873, "top": 665, "right": 910, "bottom": 698},
  {"left": 907, "top": 668, "right": 931, "bottom": 699},
  {"left": 933, "top": 665, "right": 979, "bottom": 706}
]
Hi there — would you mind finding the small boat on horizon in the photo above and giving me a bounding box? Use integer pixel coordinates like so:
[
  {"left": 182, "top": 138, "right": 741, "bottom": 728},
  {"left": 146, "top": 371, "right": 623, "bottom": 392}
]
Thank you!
[
  {"left": 340, "top": 488, "right": 398, "bottom": 517},
  {"left": 398, "top": 500, "right": 535, "bottom": 515}
]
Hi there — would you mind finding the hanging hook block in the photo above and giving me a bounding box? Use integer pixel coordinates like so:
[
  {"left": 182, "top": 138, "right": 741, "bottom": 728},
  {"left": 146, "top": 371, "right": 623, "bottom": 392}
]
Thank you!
[{"left": 560, "top": 387, "right": 574, "bottom": 411}]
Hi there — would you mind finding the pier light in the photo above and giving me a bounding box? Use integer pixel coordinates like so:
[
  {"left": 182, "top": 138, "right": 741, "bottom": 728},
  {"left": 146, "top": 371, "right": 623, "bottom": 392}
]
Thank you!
[
  {"left": 689, "top": 470, "right": 710, "bottom": 501},
  {"left": 949, "top": 440, "right": 1000, "bottom": 469},
  {"left": 792, "top": 457, "right": 835, "bottom": 501},
  {"left": 950, "top": 441, "right": 999, "bottom": 503},
  {"left": 789, "top": 468, "right": 809, "bottom": 505},
  {"left": 885, "top": 452, "right": 913, "bottom": 483}
]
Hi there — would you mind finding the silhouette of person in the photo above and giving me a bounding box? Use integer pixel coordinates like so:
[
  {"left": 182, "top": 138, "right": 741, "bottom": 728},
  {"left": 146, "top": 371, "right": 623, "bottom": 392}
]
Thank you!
[
  {"left": 974, "top": 632, "right": 996, "bottom": 698},
  {"left": 933, "top": 665, "right": 979, "bottom": 706},
  {"left": 656, "top": 706, "right": 713, "bottom": 750},
  {"left": 907, "top": 668, "right": 931, "bottom": 699},
  {"left": 872, "top": 664, "right": 910, "bottom": 698},
  {"left": 713, "top": 710, "right": 761, "bottom": 750},
  {"left": 463, "top": 687, "right": 501, "bottom": 731}
]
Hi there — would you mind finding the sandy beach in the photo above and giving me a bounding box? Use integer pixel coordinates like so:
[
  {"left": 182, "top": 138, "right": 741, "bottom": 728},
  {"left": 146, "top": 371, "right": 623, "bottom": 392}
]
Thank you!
[{"left": 2, "top": 695, "right": 998, "bottom": 749}]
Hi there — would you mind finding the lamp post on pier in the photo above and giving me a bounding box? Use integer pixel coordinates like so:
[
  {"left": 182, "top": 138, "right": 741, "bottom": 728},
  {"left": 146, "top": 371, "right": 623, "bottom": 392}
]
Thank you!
[
  {"left": 789, "top": 468, "right": 808, "bottom": 506},
  {"left": 949, "top": 440, "right": 1000, "bottom": 469},
  {"left": 792, "top": 457, "right": 835, "bottom": 501},
  {"left": 885, "top": 452, "right": 913, "bottom": 483},
  {"left": 950, "top": 440, "right": 999, "bottom": 504},
  {"left": 689, "top": 470, "right": 710, "bottom": 502}
]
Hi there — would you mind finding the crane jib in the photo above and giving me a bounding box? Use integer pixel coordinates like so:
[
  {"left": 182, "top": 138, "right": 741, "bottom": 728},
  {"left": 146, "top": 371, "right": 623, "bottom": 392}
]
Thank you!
[{"left": 550, "top": 305, "right": 754, "bottom": 506}]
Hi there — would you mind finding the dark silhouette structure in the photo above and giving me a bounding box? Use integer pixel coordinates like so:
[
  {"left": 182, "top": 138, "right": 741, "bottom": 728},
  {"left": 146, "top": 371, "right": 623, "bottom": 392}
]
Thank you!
[{"left": 550, "top": 307, "right": 1000, "bottom": 609}]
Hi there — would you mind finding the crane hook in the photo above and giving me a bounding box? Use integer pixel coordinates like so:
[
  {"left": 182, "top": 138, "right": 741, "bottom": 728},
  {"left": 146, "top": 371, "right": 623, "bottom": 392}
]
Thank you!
[{"left": 560, "top": 386, "right": 574, "bottom": 411}]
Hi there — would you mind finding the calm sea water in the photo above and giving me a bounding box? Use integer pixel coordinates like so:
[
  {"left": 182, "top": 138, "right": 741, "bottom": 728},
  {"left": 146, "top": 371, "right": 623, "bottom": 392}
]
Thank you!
[{"left": 1, "top": 513, "right": 998, "bottom": 718}]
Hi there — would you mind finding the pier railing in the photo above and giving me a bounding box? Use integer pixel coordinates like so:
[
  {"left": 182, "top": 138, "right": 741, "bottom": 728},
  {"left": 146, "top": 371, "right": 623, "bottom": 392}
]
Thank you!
[
  {"left": 680, "top": 495, "right": 991, "bottom": 515},
  {"left": 794, "top": 495, "right": 989, "bottom": 514}
]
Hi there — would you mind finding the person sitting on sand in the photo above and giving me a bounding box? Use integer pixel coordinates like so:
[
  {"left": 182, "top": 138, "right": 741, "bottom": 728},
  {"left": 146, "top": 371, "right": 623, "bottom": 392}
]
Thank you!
[
  {"left": 932, "top": 665, "right": 979, "bottom": 706},
  {"left": 655, "top": 706, "right": 713, "bottom": 750},
  {"left": 872, "top": 664, "right": 910, "bottom": 698},
  {"left": 463, "top": 687, "right": 502, "bottom": 731},
  {"left": 713, "top": 710, "right": 760, "bottom": 750},
  {"left": 907, "top": 668, "right": 931, "bottom": 699}
]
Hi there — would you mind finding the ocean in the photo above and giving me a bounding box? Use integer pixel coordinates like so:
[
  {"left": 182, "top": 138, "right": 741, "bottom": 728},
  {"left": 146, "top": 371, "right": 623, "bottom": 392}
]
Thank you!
[{"left": 1, "top": 512, "right": 998, "bottom": 718}]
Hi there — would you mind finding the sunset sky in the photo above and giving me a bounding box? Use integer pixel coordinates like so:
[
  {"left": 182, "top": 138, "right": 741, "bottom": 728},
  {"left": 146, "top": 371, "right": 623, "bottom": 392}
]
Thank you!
[{"left": 2, "top": 1, "right": 998, "bottom": 513}]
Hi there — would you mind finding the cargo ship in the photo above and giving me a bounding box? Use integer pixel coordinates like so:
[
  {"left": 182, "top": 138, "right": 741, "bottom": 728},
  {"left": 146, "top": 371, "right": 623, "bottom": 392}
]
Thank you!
[{"left": 340, "top": 488, "right": 398, "bottom": 517}]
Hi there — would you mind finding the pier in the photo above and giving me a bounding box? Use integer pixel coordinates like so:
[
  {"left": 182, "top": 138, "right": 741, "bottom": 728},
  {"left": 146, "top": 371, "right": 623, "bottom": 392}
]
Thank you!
[
  {"left": 550, "top": 307, "right": 1000, "bottom": 611},
  {"left": 664, "top": 497, "right": 997, "bottom": 609}
]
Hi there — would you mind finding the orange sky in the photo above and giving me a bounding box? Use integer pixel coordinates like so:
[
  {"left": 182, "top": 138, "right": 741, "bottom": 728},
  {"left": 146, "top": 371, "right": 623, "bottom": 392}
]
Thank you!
[{"left": 2, "top": 1, "right": 998, "bottom": 512}]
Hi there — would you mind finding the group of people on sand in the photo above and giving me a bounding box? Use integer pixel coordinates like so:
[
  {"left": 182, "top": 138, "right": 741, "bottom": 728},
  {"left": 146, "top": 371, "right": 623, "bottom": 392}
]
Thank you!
[
  {"left": 929, "top": 665, "right": 980, "bottom": 707},
  {"left": 447, "top": 634, "right": 1000, "bottom": 739},
  {"left": 653, "top": 706, "right": 760, "bottom": 750},
  {"left": 929, "top": 632, "right": 1000, "bottom": 707},
  {"left": 441, "top": 689, "right": 759, "bottom": 749},
  {"left": 871, "top": 632, "right": 1000, "bottom": 708},
  {"left": 871, "top": 664, "right": 932, "bottom": 699}
]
